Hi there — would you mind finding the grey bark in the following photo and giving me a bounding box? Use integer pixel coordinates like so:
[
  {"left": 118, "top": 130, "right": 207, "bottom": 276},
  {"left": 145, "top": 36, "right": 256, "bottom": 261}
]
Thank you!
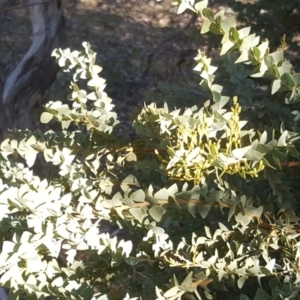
[{"left": 0, "top": 0, "right": 66, "bottom": 138}]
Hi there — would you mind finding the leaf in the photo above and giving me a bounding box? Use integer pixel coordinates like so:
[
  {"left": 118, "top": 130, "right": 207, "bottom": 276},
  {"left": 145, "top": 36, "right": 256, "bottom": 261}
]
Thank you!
[
  {"left": 221, "top": 32, "right": 230, "bottom": 44},
  {"left": 282, "top": 72, "right": 296, "bottom": 87},
  {"left": 277, "top": 130, "right": 288, "bottom": 146},
  {"left": 269, "top": 278, "right": 280, "bottom": 289},
  {"left": 58, "top": 56, "right": 67, "bottom": 67},
  {"left": 201, "top": 19, "right": 211, "bottom": 34},
  {"left": 176, "top": 185, "right": 201, "bottom": 201},
  {"left": 91, "top": 65, "right": 102, "bottom": 74},
  {"left": 122, "top": 174, "right": 138, "bottom": 184},
  {"left": 252, "top": 47, "right": 260, "bottom": 60},
  {"left": 149, "top": 205, "right": 166, "bottom": 222},
  {"left": 264, "top": 55, "right": 274, "bottom": 69},
  {"left": 265, "top": 258, "right": 275, "bottom": 272},
  {"left": 130, "top": 189, "right": 145, "bottom": 203},
  {"left": 181, "top": 271, "right": 193, "bottom": 287},
  {"left": 125, "top": 257, "right": 142, "bottom": 266},
  {"left": 218, "top": 222, "right": 228, "bottom": 232},
  {"left": 230, "top": 27, "right": 239, "bottom": 41},
  {"left": 62, "top": 120, "right": 71, "bottom": 130},
  {"left": 244, "top": 149, "right": 264, "bottom": 161},
  {"left": 254, "top": 288, "right": 270, "bottom": 300},
  {"left": 125, "top": 153, "right": 137, "bottom": 162},
  {"left": 237, "top": 276, "right": 247, "bottom": 289},
  {"left": 40, "top": 112, "right": 53, "bottom": 124},
  {"left": 270, "top": 51, "right": 283, "bottom": 64},
  {"left": 251, "top": 62, "right": 268, "bottom": 77},
  {"left": 205, "top": 226, "right": 212, "bottom": 238},
  {"left": 24, "top": 152, "right": 37, "bottom": 168},
  {"left": 279, "top": 62, "right": 292, "bottom": 77},
  {"left": 177, "top": 1, "right": 194, "bottom": 14},
  {"left": 257, "top": 41, "right": 269, "bottom": 57},
  {"left": 145, "top": 195, "right": 159, "bottom": 205},
  {"left": 256, "top": 143, "right": 273, "bottom": 155},
  {"left": 221, "top": 16, "right": 236, "bottom": 33},
  {"left": 199, "top": 204, "right": 211, "bottom": 219},
  {"left": 87, "top": 77, "right": 106, "bottom": 88},
  {"left": 187, "top": 203, "right": 197, "bottom": 218},
  {"left": 238, "top": 26, "right": 251, "bottom": 39},
  {"left": 203, "top": 8, "right": 214, "bottom": 21},
  {"left": 235, "top": 50, "right": 250, "bottom": 63},
  {"left": 252, "top": 206, "right": 263, "bottom": 218},
  {"left": 129, "top": 208, "right": 144, "bottom": 223},
  {"left": 168, "top": 183, "right": 179, "bottom": 199},
  {"left": 235, "top": 212, "right": 252, "bottom": 226},
  {"left": 210, "top": 23, "right": 222, "bottom": 35},
  {"left": 52, "top": 277, "right": 64, "bottom": 287},
  {"left": 271, "top": 79, "right": 281, "bottom": 94},
  {"left": 154, "top": 188, "right": 169, "bottom": 200},
  {"left": 220, "top": 41, "right": 235, "bottom": 55},
  {"left": 194, "top": 0, "right": 208, "bottom": 14},
  {"left": 292, "top": 73, "right": 300, "bottom": 85},
  {"left": 164, "top": 286, "right": 179, "bottom": 298},
  {"left": 186, "top": 147, "right": 201, "bottom": 161},
  {"left": 232, "top": 146, "right": 252, "bottom": 159},
  {"left": 285, "top": 91, "right": 299, "bottom": 104},
  {"left": 94, "top": 294, "right": 109, "bottom": 300},
  {"left": 215, "top": 10, "right": 225, "bottom": 19},
  {"left": 243, "top": 34, "right": 259, "bottom": 49},
  {"left": 259, "top": 131, "right": 268, "bottom": 144}
]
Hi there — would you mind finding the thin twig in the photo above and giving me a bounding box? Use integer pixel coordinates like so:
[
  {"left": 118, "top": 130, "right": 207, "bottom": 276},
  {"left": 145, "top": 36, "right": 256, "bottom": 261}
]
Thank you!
[
  {"left": 281, "top": 161, "right": 300, "bottom": 168},
  {"left": 0, "top": 0, "right": 52, "bottom": 14}
]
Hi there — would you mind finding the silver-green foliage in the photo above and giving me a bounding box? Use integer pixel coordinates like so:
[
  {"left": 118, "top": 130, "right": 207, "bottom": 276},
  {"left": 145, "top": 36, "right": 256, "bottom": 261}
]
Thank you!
[{"left": 1, "top": 1, "right": 300, "bottom": 299}]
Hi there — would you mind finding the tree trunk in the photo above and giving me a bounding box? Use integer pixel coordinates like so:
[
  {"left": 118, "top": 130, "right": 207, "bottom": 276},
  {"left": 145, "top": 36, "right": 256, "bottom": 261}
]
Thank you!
[{"left": 0, "top": 0, "right": 66, "bottom": 138}]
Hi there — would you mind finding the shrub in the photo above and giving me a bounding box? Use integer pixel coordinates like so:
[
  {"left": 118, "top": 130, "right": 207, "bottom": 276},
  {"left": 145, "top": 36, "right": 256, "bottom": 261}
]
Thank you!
[{"left": 1, "top": 1, "right": 300, "bottom": 299}]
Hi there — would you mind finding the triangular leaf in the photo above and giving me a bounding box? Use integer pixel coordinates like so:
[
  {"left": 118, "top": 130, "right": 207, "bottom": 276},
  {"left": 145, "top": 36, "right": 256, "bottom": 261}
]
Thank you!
[
  {"left": 149, "top": 205, "right": 166, "bottom": 222},
  {"left": 130, "top": 189, "right": 145, "bottom": 203},
  {"left": 199, "top": 204, "right": 211, "bottom": 219},
  {"left": 40, "top": 112, "right": 53, "bottom": 124},
  {"left": 271, "top": 79, "right": 281, "bottom": 94}
]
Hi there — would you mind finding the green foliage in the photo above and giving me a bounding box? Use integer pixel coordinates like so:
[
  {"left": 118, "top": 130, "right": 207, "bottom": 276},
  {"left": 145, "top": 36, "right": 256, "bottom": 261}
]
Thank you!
[
  {"left": 1, "top": 1, "right": 300, "bottom": 299},
  {"left": 135, "top": 96, "right": 298, "bottom": 183}
]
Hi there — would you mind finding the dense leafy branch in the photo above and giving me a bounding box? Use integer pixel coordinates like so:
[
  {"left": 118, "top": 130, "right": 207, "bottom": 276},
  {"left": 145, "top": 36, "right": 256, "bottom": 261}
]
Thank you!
[{"left": 0, "top": 2, "right": 300, "bottom": 299}]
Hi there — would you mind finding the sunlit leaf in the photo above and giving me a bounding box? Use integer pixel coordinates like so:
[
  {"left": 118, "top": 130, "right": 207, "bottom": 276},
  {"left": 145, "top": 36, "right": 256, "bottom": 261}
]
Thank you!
[
  {"left": 40, "top": 112, "right": 53, "bottom": 124},
  {"left": 130, "top": 189, "right": 145, "bottom": 203},
  {"left": 149, "top": 205, "right": 166, "bottom": 222},
  {"left": 129, "top": 208, "right": 144, "bottom": 223}
]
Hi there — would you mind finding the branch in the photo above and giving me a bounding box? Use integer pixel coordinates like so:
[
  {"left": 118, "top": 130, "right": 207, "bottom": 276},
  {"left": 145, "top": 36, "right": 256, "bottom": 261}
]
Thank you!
[
  {"left": 0, "top": 0, "right": 52, "bottom": 14},
  {"left": 281, "top": 161, "right": 300, "bottom": 168}
]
